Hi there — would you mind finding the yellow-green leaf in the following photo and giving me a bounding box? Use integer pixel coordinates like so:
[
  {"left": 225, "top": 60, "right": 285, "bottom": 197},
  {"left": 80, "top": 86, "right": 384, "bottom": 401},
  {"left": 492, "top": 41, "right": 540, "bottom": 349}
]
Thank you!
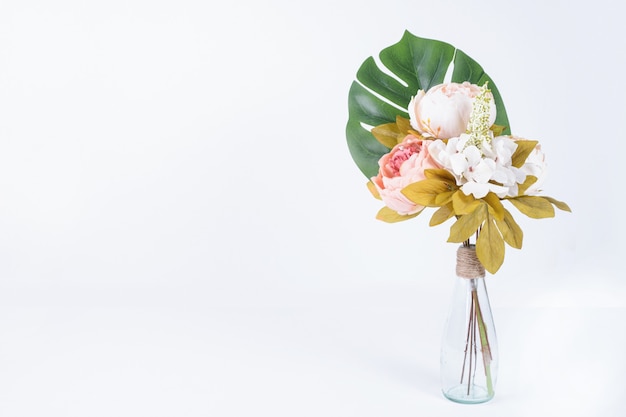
[
  {"left": 510, "top": 140, "right": 539, "bottom": 168},
  {"left": 494, "top": 208, "right": 523, "bottom": 249},
  {"left": 367, "top": 180, "right": 381, "bottom": 200},
  {"left": 483, "top": 192, "right": 505, "bottom": 221},
  {"left": 371, "top": 122, "right": 404, "bottom": 149},
  {"left": 476, "top": 215, "right": 505, "bottom": 274},
  {"left": 429, "top": 203, "right": 454, "bottom": 226},
  {"left": 544, "top": 196, "right": 572, "bottom": 212},
  {"left": 508, "top": 196, "right": 555, "bottom": 219},
  {"left": 396, "top": 116, "right": 412, "bottom": 134},
  {"left": 448, "top": 203, "right": 487, "bottom": 243},
  {"left": 435, "top": 190, "right": 455, "bottom": 206},
  {"left": 452, "top": 190, "right": 481, "bottom": 215},
  {"left": 402, "top": 179, "right": 451, "bottom": 207},
  {"left": 490, "top": 124, "right": 507, "bottom": 137},
  {"left": 517, "top": 175, "right": 538, "bottom": 195},
  {"left": 376, "top": 206, "right": 421, "bottom": 223},
  {"left": 424, "top": 168, "right": 457, "bottom": 185}
]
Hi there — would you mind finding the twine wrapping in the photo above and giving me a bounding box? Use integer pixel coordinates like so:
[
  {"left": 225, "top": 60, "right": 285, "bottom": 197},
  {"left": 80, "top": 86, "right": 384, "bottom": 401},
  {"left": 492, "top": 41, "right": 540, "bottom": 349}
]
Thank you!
[{"left": 456, "top": 245, "right": 485, "bottom": 279}]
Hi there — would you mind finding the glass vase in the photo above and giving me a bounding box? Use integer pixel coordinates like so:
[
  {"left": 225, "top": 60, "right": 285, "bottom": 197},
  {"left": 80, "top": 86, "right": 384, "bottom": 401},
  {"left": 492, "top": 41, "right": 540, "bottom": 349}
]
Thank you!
[{"left": 440, "top": 245, "right": 498, "bottom": 404}]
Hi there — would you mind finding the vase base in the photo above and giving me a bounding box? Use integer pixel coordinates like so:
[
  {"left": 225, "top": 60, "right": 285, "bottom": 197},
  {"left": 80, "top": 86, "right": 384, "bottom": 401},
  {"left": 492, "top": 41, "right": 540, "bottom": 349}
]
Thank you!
[{"left": 442, "top": 385, "right": 494, "bottom": 404}]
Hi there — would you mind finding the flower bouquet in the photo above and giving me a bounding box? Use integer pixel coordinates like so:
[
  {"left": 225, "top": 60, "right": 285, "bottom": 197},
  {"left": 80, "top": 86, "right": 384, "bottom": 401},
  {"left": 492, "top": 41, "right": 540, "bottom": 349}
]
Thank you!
[{"left": 345, "top": 31, "right": 570, "bottom": 403}]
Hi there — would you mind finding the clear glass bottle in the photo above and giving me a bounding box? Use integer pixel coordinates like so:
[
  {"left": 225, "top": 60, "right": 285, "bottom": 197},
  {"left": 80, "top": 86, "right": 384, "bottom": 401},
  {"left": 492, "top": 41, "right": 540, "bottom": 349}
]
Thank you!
[{"left": 440, "top": 245, "right": 498, "bottom": 404}]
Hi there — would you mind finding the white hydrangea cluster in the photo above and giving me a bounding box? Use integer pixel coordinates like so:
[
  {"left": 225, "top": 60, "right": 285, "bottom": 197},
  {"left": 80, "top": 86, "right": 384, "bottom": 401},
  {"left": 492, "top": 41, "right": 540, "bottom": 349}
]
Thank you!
[{"left": 428, "top": 135, "right": 528, "bottom": 199}]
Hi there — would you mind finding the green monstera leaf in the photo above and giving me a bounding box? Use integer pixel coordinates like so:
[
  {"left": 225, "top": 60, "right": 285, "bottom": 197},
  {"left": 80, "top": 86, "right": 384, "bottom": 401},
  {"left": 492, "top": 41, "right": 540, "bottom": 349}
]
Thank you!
[{"left": 346, "top": 31, "right": 511, "bottom": 179}]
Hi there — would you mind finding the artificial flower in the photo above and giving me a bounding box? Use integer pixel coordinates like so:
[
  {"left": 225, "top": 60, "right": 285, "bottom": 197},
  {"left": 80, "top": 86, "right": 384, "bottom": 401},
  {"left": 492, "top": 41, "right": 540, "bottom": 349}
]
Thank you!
[
  {"left": 408, "top": 81, "right": 496, "bottom": 139},
  {"left": 372, "top": 135, "right": 442, "bottom": 215}
]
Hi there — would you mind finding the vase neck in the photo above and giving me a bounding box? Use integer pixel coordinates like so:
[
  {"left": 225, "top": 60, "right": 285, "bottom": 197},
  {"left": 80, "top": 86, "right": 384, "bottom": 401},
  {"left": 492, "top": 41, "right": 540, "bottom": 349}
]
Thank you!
[{"left": 456, "top": 245, "right": 485, "bottom": 279}]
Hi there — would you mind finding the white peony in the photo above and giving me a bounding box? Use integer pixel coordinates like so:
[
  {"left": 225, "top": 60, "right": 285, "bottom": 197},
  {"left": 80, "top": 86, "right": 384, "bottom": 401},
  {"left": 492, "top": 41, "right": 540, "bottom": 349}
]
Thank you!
[{"left": 408, "top": 82, "right": 497, "bottom": 139}]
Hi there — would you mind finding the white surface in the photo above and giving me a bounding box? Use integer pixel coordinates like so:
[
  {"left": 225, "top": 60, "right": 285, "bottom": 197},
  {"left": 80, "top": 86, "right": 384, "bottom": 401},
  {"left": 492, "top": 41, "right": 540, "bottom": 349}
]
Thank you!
[{"left": 0, "top": 0, "right": 624, "bottom": 415}]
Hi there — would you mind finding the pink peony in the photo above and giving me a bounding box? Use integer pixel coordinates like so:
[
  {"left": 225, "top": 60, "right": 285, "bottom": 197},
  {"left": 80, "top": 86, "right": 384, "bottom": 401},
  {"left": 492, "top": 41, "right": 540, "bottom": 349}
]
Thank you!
[
  {"left": 372, "top": 135, "right": 442, "bottom": 215},
  {"left": 408, "top": 82, "right": 497, "bottom": 139}
]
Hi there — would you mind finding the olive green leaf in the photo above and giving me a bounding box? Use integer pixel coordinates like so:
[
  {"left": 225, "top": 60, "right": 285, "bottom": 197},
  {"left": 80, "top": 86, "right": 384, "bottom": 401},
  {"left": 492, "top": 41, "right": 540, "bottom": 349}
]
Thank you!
[
  {"left": 376, "top": 206, "right": 421, "bottom": 223},
  {"left": 452, "top": 190, "right": 481, "bottom": 215},
  {"left": 435, "top": 190, "right": 456, "bottom": 206},
  {"left": 517, "top": 175, "right": 538, "bottom": 195},
  {"left": 508, "top": 195, "right": 555, "bottom": 219},
  {"left": 510, "top": 140, "right": 539, "bottom": 168},
  {"left": 366, "top": 181, "right": 381, "bottom": 200},
  {"left": 494, "top": 208, "right": 524, "bottom": 249},
  {"left": 430, "top": 203, "right": 455, "bottom": 226},
  {"left": 346, "top": 31, "right": 510, "bottom": 179},
  {"left": 424, "top": 168, "right": 457, "bottom": 185},
  {"left": 402, "top": 179, "right": 451, "bottom": 207},
  {"left": 490, "top": 124, "right": 506, "bottom": 137},
  {"left": 476, "top": 214, "right": 505, "bottom": 274},
  {"left": 371, "top": 122, "right": 404, "bottom": 149},
  {"left": 395, "top": 116, "right": 413, "bottom": 134},
  {"left": 483, "top": 192, "right": 505, "bottom": 221},
  {"left": 448, "top": 203, "right": 488, "bottom": 243},
  {"left": 425, "top": 170, "right": 457, "bottom": 206},
  {"left": 544, "top": 196, "right": 572, "bottom": 212}
]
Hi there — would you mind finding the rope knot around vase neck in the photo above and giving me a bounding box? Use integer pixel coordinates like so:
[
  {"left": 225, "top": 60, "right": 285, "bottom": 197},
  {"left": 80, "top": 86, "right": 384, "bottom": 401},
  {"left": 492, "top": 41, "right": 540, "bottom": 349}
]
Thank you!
[{"left": 456, "top": 245, "right": 485, "bottom": 279}]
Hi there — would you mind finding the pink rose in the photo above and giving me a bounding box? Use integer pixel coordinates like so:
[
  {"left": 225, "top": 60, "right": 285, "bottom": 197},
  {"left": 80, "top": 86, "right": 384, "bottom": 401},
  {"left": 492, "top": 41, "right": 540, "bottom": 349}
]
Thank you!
[
  {"left": 372, "top": 135, "right": 442, "bottom": 215},
  {"left": 408, "top": 82, "right": 497, "bottom": 139}
]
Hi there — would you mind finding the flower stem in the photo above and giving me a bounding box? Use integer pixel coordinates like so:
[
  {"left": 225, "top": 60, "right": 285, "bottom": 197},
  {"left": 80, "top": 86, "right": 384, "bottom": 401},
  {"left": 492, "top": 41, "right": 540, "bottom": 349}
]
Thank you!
[
  {"left": 466, "top": 298, "right": 475, "bottom": 394},
  {"left": 472, "top": 286, "right": 494, "bottom": 396},
  {"left": 460, "top": 299, "right": 473, "bottom": 384}
]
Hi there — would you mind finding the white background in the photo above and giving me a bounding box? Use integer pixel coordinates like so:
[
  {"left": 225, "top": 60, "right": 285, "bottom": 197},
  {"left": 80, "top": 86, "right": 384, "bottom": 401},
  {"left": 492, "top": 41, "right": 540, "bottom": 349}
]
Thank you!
[{"left": 0, "top": 0, "right": 624, "bottom": 416}]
